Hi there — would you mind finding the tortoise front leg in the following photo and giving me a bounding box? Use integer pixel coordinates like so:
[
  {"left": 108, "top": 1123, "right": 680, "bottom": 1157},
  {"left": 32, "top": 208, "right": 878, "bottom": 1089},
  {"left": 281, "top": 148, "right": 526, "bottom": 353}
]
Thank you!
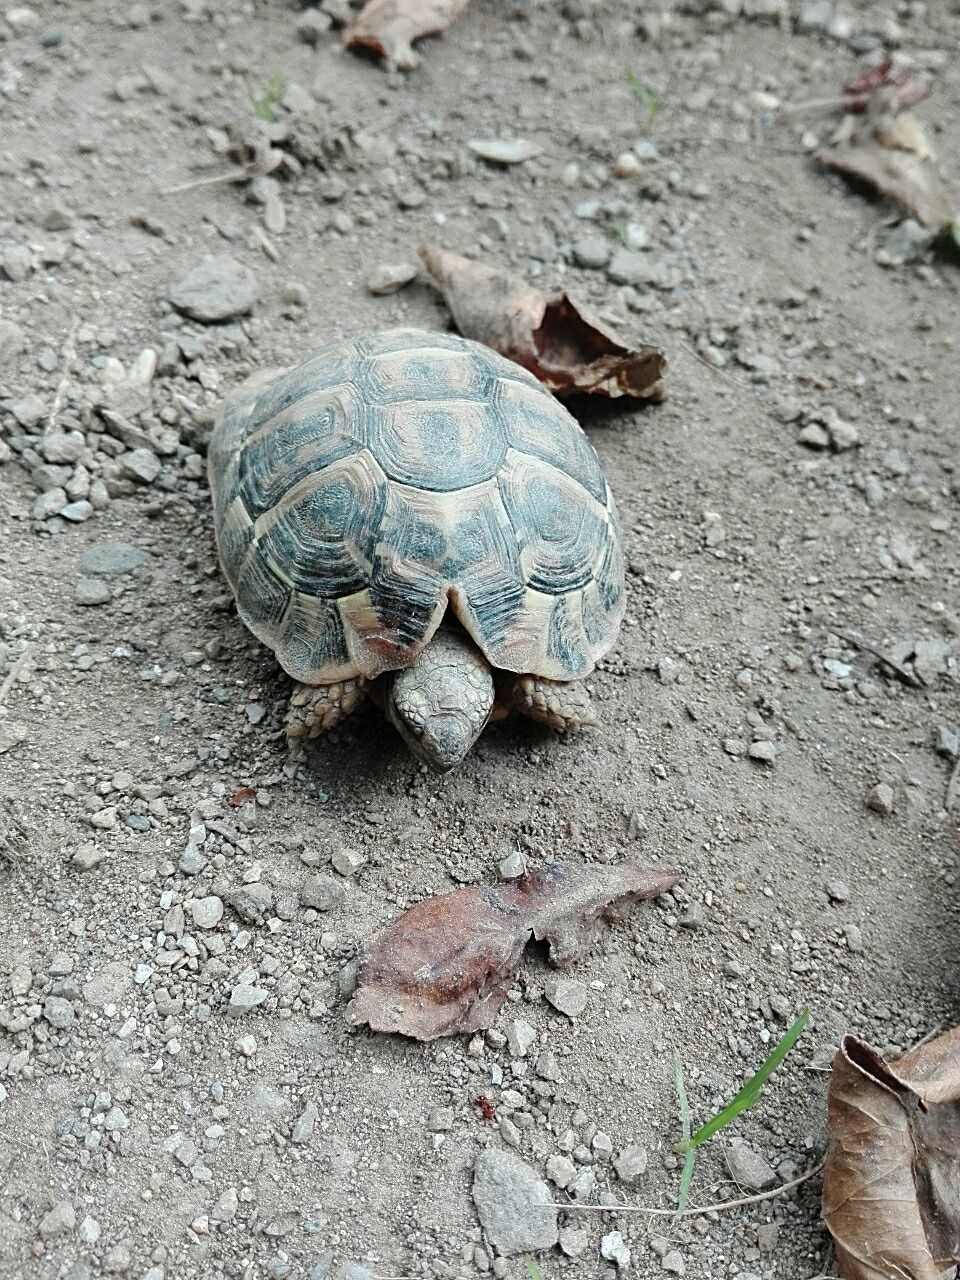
[
  {"left": 286, "top": 677, "right": 369, "bottom": 741},
  {"left": 500, "top": 674, "right": 597, "bottom": 732}
]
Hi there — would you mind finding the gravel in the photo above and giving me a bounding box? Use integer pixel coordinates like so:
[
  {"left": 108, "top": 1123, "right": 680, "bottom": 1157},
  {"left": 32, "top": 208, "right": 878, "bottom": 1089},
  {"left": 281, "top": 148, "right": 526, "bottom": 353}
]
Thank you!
[{"left": 0, "top": 5, "right": 957, "bottom": 1279}]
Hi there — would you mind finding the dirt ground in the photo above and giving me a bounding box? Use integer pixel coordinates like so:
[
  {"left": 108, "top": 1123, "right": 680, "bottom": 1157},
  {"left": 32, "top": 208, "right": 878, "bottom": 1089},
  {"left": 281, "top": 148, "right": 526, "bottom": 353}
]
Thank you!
[{"left": 1, "top": 1, "right": 959, "bottom": 1278}]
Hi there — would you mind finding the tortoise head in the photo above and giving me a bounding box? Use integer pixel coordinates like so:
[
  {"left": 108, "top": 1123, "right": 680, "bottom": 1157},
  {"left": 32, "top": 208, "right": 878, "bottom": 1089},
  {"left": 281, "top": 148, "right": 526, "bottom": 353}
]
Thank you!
[{"left": 384, "top": 626, "right": 496, "bottom": 773}]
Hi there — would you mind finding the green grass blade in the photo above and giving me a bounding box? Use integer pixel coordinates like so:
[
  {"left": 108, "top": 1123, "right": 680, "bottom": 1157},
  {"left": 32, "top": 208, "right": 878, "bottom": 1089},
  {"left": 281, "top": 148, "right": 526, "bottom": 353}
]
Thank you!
[
  {"left": 250, "top": 70, "right": 284, "bottom": 123},
  {"left": 523, "top": 1258, "right": 544, "bottom": 1280},
  {"left": 676, "top": 1146, "right": 697, "bottom": 1216},
  {"left": 686, "top": 1009, "right": 809, "bottom": 1150},
  {"left": 624, "top": 69, "right": 660, "bottom": 126},
  {"left": 673, "top": 1048, "right": 696, "bottom": 1212},
  {"left": 674, "top": 1048, "right": 691, "bottom": 1144}
]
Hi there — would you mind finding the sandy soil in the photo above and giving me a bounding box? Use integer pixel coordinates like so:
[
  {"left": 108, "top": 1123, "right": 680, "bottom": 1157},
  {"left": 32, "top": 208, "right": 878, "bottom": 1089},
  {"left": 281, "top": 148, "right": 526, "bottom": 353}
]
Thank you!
[{"left": 0, "top": 2, "right": 958, "bottom": 1278}]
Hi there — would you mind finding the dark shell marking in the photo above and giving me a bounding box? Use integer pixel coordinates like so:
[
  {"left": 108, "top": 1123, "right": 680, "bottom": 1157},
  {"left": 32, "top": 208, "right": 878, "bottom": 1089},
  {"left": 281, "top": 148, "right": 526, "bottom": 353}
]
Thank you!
[{"left": 208, "top": 329, "right": 625, "bottom": 683}]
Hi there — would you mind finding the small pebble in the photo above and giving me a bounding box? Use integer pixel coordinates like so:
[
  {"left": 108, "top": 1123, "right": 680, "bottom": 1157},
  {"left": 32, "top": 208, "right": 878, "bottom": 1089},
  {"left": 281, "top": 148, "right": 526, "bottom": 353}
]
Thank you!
[
  {"left": 865, "top": 783, "right": 894, "bottom": 816},
  {"left": 725, "top": 1140, "right": 776, "bottom": 1191},
  {"left": 845, "top": 923, "right": 864, "bottom": 953},
  {"left": 612, "top": 152, "right": 641, "bottom": 178},
  {"left": 169, "top": 255, "right": 257, "bottom": 323},
  {"left": 507, "top": 1019, "right": 536, "bottom": 1057},
  {"left": 228, "top": 983, "right": 268, "bottom": 1016},
  {"left": 602, "top": 1231, "right": 631, "bottom": 1268},
  {"left": 191, "top": 896, "right": 224, "bottom": 929},
  {"left": 366, "top": 262, "right": 418, "bottom": 295},
  {"left": 543, "top": 976, "right": 588, "bottom": 1018},
  {"left": 75, "top": 578, "right": 112, "bottom": 607},
  {"left": 331, "top": 847, "right": 365, "bottom": 877},
  {"left": 614, "top": 1143, "right": 648, "bottom": 1184},
  {"left": 38, "top": 1199, "right": 76, "bottom": 1239},
  {"left": 824, "top": 878, "right": 850, "bottom": 904},
  {"left": 572, "top": 236, "right": 610, "bottom": 269}
]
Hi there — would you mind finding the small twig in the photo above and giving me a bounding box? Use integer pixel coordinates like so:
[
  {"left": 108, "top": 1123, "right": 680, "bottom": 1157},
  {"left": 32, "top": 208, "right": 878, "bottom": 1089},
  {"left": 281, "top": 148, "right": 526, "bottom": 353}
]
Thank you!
[
  {"left": 160, "top": 169, "right": 254, "bottom": 196},
  {"left": 832, "top": 627, "right": 921, "bottom": 688},
  {"left": 552, "top": 1159, "right": 824, "bottom": 1218},
  {"left": 0, "top": 645, "right": 32, "bottom": 707},
  {"left": 657, "top": 132, "right": 808, "bottom": 156},
  {"left": 45, "top": 318, "right": 78, "bottom": 435},
  {"left": 780, "top": 95, "right": 857, "bottom": 116},
  {"left": 946, "top": 758, "right": 960, "bottom": 813},
  {"left": 251, "top": 224, "right": 280, "bottom": 262}
]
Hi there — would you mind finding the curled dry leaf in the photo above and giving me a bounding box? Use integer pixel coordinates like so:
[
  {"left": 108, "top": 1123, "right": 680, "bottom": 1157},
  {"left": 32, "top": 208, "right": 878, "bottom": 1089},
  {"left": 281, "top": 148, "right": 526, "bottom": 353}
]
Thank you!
[
  {"left": 419, "top": 246, "right": 666, "bottom": 400},
  {"left": 346, "top": 860, "right": 677, "bottom": 1040},
  {"left": 343, "top": 0, "right": 470, "bottom": 70},
  {"left": 822, "top": 1027, "right": 960, "bottom": 1280},
  {"left": 818, "top": 113, "right": 957, "bottom": 229}
]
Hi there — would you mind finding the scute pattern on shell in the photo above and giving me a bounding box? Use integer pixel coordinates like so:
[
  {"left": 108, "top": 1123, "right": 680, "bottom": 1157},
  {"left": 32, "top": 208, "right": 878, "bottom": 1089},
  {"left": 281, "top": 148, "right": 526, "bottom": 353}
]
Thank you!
[{"left": 208, "top": 329, "right": 625, "bottom": 684}]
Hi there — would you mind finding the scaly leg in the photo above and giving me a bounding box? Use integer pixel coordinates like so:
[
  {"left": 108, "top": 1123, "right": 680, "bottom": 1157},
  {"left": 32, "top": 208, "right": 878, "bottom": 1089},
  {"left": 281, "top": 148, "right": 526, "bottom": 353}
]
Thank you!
[
  {"left": 286, "top": 677, "right": 368, "bottom": 741},
  {"left": 502, "top": 675, "right": 597, "bottom": 732}
]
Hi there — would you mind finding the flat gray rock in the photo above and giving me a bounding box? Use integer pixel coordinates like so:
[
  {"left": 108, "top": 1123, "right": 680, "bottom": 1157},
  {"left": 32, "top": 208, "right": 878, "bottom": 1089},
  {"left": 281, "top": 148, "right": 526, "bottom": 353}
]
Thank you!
[
  {"left": 169, "top": 255, "right": 257, "bottom": 323},
  {"left": 81, "top": 541, "right": 148, "bottom": 575},
  {"left": 544, "top": 976, "right": 588, "bottom": 1018},
  {"left": 472, "top": 1149, "right": 558, "bottom": 1257}
]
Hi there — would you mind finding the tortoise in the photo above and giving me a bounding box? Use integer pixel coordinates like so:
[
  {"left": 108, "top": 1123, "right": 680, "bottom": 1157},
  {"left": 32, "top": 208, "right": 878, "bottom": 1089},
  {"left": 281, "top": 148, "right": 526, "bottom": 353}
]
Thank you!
[{"left": 208, "top": 328, "right": 625, "bottom": 772}]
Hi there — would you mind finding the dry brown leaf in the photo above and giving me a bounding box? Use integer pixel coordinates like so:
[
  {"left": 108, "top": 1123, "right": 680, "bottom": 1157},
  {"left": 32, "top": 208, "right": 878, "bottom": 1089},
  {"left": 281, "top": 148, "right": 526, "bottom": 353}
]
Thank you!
[
  {"left": 343, "top": 0, "right": 470, "bottom": 70},
  {"left": 822, "top": 1028, "right": 960, "bottom": 1280},
  {"left": 818, "top": 114, "right": 957, "bottom": 229},
  {"left": 346, "top": 861, "right": 678, "bottom": 1040},
  {"left": 419, "top": 246, "right": 666, "bottom": 401}
]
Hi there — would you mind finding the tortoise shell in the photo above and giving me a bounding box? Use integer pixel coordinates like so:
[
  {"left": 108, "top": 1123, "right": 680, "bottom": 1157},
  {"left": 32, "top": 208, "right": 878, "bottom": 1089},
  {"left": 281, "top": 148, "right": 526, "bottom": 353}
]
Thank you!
[{"left": 208, "top": 328, "right": 625, "bottom": 685}]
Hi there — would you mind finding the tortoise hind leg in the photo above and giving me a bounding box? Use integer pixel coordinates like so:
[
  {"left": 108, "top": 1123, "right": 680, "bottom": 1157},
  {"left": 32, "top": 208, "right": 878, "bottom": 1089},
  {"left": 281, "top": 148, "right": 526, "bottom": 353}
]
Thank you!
[
  {"left": 286, "top": 677, "right": 369, "bottom": 741},
  {"left": 502, "top": 675, "right": 597, "bottom": 732}
]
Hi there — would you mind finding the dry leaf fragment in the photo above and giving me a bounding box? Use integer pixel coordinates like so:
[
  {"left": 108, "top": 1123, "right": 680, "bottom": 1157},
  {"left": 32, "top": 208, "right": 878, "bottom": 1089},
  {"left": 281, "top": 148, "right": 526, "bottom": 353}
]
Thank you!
[
  {"left": 346, "top": 860, "right": 677, "bottom": 1040},
  {"left": 819, "top": 143, "right": 956, "bottom": 228},
  {"left": 822, "top": 1028, "right": 960, "bottom": 1280},
  {"left": 343, "top": 0, "right": 470, "bottom": 70},
  {"left": 419, "top": 246, "right": 666, "bottom": 400},
  {"left": 875, "top": 113, "right": 934, "bottom": 161},
  {"left": 841, "top": 58, "right": 931, "bottom": 114}
]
